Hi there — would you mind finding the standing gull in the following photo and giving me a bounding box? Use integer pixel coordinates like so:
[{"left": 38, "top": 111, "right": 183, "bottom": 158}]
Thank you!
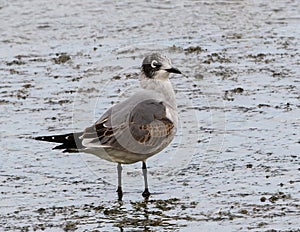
[{"left": 35, "top": 53, "right": 181, "bottom": 200}]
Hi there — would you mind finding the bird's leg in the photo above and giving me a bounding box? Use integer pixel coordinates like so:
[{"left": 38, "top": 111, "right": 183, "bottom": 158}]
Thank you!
[
  {"left": 116, "top": 163, "right": 123, "bottom": 201},
  {"left": 142, "top": 161, "right": 151, "bottom": 198}
]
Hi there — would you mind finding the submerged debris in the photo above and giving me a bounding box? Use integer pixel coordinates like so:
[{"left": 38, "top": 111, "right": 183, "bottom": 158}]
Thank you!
[
  {"left": 6, "top": 60, "right": 25, "bottom": 66},
  {"left": 184, "top": 46, "right": 206, "bottom": 54},
  {"left": 53, "top": 53, "right": 71, "bottom": 64}
]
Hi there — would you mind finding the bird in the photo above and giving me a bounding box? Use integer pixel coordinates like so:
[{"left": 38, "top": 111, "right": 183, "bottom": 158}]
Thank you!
[{"left": 34, "top": 53, "right": 181, "bottom": 201}]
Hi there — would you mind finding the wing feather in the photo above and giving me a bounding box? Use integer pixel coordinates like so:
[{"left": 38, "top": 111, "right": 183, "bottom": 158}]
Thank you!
[{"left": 81, "top": 99, "right": 175, "bottom": 152}]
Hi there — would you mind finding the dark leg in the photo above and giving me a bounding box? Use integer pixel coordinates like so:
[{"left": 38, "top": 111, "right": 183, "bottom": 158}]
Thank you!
[
  {"left": 116, "top": 163, "right": 123, "bottom": 201},
  {"left": 142, "top": 161, "right": 151, "bottom": 198}
]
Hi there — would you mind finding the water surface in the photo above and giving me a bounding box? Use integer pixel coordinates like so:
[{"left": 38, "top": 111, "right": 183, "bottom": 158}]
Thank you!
[{"left": 0, "top": 0, "right": 299, "bottom": 231}]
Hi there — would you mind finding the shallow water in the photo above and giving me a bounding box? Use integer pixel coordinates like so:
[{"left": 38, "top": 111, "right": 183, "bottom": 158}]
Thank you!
[{"left": 1, "top": 0, "right": 300, "bottom": 231}]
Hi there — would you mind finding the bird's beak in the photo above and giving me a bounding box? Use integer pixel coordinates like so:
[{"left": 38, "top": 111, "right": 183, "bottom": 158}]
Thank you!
[{"left": 165, "top": 67, "right": 181, "bottom": 74}]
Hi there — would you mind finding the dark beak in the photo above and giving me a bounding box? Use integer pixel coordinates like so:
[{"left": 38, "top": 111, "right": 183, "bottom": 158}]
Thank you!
[{"left": 165, "top": 67, "right": 181, "bottom": 74}]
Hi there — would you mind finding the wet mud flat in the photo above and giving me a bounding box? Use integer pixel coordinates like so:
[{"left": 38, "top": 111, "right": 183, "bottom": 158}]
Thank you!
[{"left": 1, "top": 0, "right": 300, "bottom": 231}]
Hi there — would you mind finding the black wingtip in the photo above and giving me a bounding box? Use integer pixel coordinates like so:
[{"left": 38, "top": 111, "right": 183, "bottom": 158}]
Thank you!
[
  {"left": 34, "top": 136, "right": 46, "bottom": 141},
  {"left": 34, "top": 132, "right": 85, "bottom": 151},
  {"left": 34, "top": 135, "right": 56, "bottom": 142}
]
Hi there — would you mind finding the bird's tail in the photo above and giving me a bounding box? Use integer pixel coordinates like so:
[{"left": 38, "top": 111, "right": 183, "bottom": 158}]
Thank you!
[{"left": 34, "top": 132, "right": 84, "bottom": 152}]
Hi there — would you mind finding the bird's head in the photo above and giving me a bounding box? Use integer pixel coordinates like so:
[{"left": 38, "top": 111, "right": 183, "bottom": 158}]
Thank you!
[{"left": 141, "top": 53, "right": 181, "bottom": 80}]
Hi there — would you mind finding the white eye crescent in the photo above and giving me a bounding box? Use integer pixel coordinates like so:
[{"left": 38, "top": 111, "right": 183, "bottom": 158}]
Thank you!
[{"left": 151, "top": 60, "right": 158, "bottom": 68}]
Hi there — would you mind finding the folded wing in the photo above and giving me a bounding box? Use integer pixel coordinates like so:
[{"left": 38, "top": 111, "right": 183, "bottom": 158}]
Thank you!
[{"left": 82, "top": 99, "right": 175, "bottom": 154}]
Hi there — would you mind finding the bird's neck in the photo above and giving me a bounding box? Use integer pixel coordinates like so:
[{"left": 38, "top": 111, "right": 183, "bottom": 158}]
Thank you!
[{"left": 140, "top": 77, "right": 177, "bottom": 109}]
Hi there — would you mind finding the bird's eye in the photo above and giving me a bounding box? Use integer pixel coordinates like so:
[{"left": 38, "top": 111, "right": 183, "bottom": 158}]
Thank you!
[{"left": 151, "top": 60, "right": 159, "bottom": 68}]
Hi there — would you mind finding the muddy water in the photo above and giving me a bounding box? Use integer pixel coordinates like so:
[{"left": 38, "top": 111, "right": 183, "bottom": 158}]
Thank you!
[{"left": 1, "top": 0, "right": 300, "bottom": 231}]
